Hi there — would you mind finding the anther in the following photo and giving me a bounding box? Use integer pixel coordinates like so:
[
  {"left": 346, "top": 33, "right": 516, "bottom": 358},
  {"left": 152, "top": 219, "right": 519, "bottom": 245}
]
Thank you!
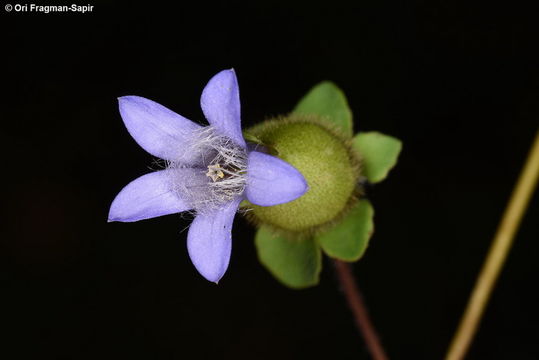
[{"left": 206, "top": 164, "right": 225, "bottom": 182}]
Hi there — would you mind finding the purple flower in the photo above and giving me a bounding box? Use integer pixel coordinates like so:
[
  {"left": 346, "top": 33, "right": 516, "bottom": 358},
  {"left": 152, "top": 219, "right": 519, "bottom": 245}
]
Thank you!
[{"left": 108, "top": 69, "right": 308, "bottom": 283}]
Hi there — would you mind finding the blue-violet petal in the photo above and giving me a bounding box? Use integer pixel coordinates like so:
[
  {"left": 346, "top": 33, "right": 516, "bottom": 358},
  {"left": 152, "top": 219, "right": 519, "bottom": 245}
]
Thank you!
[
  {"left": 186, "top": 197, "right": 242, "bottom": 283},
  {"left": 245, "top": 151, "right": 308, "bottom": 206},
  {"left": 200, "top": 69, "right": 245, "bottom": 148},
  {"left": 108, "top": 170, "right": 191, "bottom": 222},
  {"left": 118, "top": 96, "right": 202, "bottom": 163}
]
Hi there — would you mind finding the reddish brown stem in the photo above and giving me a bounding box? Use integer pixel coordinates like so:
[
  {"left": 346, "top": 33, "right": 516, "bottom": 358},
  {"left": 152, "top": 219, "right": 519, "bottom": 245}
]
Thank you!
[{"left": 334, "top": 260, "right": 389, "bottom": 360}]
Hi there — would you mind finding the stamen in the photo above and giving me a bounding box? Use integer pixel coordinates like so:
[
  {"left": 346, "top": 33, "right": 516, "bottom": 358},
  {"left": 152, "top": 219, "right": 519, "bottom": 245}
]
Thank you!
[{"left": 206, "top": 164, "right": 225, "bottom": 182}]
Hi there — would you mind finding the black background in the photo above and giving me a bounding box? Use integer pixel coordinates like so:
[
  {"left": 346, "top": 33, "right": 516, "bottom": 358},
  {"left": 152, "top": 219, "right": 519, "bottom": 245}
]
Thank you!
[{"left": 2, "top": 2, "right": 538, "bottom": 359}]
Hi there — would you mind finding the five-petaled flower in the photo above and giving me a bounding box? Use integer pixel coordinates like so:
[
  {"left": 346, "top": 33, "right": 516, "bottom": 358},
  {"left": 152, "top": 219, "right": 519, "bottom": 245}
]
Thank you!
[{"left": 108, "top": 69, "right": 308, "bottom": 283}]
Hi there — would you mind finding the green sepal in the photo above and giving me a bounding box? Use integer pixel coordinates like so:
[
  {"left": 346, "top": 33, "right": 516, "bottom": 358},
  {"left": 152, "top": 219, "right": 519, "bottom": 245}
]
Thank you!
[
  {"left": 243, "top": 131, "right": 279, "bottom": 156},
  {"left": 316, "top": 199, "right": 374, "bottom": 261},
  {"left": 353, "top": 131, "right": 402, "bottom": 183},
  {"left": 293, "top": 81, "right": 353, "bottom": 136},
  {"left": 239, "top": 200, "right": 251, "bottom": 208},
  {"left": 255, "top": 227, "right": 321, "bottom": 289},
  {"left": 243, "top": 131, "right": 264, "bottom": 146}
]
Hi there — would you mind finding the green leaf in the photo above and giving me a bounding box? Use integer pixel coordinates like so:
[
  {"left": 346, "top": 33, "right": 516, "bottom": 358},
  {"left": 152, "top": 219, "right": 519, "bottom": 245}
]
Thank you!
[
  {"left": 353, "top": 131, "right": 402, "bottom": 183},
  {"left": 255, "top": 227, "right": 321, "bottom": 289},
  {"left": 293, "top": 81, "right": 353, "bottom": 136},
  {"left": 316, "top": 199, "right": 374, "bottom": 261}
]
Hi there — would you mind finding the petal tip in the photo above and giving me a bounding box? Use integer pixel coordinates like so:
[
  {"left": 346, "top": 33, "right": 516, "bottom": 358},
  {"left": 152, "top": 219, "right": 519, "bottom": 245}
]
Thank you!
[
  {"left": 217, "top": 68, "right": 236, "bottom": 77},
  {"left": 298, "top": 179, "right": 309, "bottom": 197},
  {"left": 117, "top": 95, "right": 136, "bottom": 104},
  {"left": 107, "top": 210, "right": 121, "bottom": 222},
  {"left": 107, "top": 206, "right": 118, "bottom": 223},
  {"left": 195, "top": 266, "right": 226, "bottom": 284},
  {"left": 107, "top": 205, "right": 126, "bottom": 223},
  {"left": 117, "top": 96, "right": 141, "bottom": 113}
]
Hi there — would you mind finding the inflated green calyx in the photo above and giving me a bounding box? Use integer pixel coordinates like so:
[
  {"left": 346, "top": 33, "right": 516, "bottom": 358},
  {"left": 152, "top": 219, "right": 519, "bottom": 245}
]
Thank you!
[{"left": 246, "top": 115, "right": 360, "bottom": 234}]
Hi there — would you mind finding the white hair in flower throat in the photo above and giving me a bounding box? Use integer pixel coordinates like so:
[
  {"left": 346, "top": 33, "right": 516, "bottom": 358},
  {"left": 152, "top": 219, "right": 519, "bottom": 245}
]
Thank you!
[{"left": 166, "top": 126, "right": 247, "bottom": 213}]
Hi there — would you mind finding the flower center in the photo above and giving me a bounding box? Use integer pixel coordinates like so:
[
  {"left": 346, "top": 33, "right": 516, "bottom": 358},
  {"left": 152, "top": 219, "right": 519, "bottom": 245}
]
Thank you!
[
  {"left": 167, "top": 126, "right": 248, "bottom": 213},
  {"left": 203, "top": 135, "right": 247, "bottom": 207}
]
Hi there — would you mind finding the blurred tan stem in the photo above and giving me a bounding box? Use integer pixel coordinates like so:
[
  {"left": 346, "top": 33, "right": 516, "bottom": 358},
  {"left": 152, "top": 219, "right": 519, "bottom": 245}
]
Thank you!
[{"left": 446, "top": 131, "right": 539, "bottom": 360}]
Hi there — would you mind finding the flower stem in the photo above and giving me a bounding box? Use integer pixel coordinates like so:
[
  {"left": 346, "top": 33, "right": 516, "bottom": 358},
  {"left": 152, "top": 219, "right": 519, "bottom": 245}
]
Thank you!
[
  {"left": 445, "top": 131, "right": 539, "bottom": 360},
  {"left": 333, "top": 260, "right": 389, "bottom": 360}
]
